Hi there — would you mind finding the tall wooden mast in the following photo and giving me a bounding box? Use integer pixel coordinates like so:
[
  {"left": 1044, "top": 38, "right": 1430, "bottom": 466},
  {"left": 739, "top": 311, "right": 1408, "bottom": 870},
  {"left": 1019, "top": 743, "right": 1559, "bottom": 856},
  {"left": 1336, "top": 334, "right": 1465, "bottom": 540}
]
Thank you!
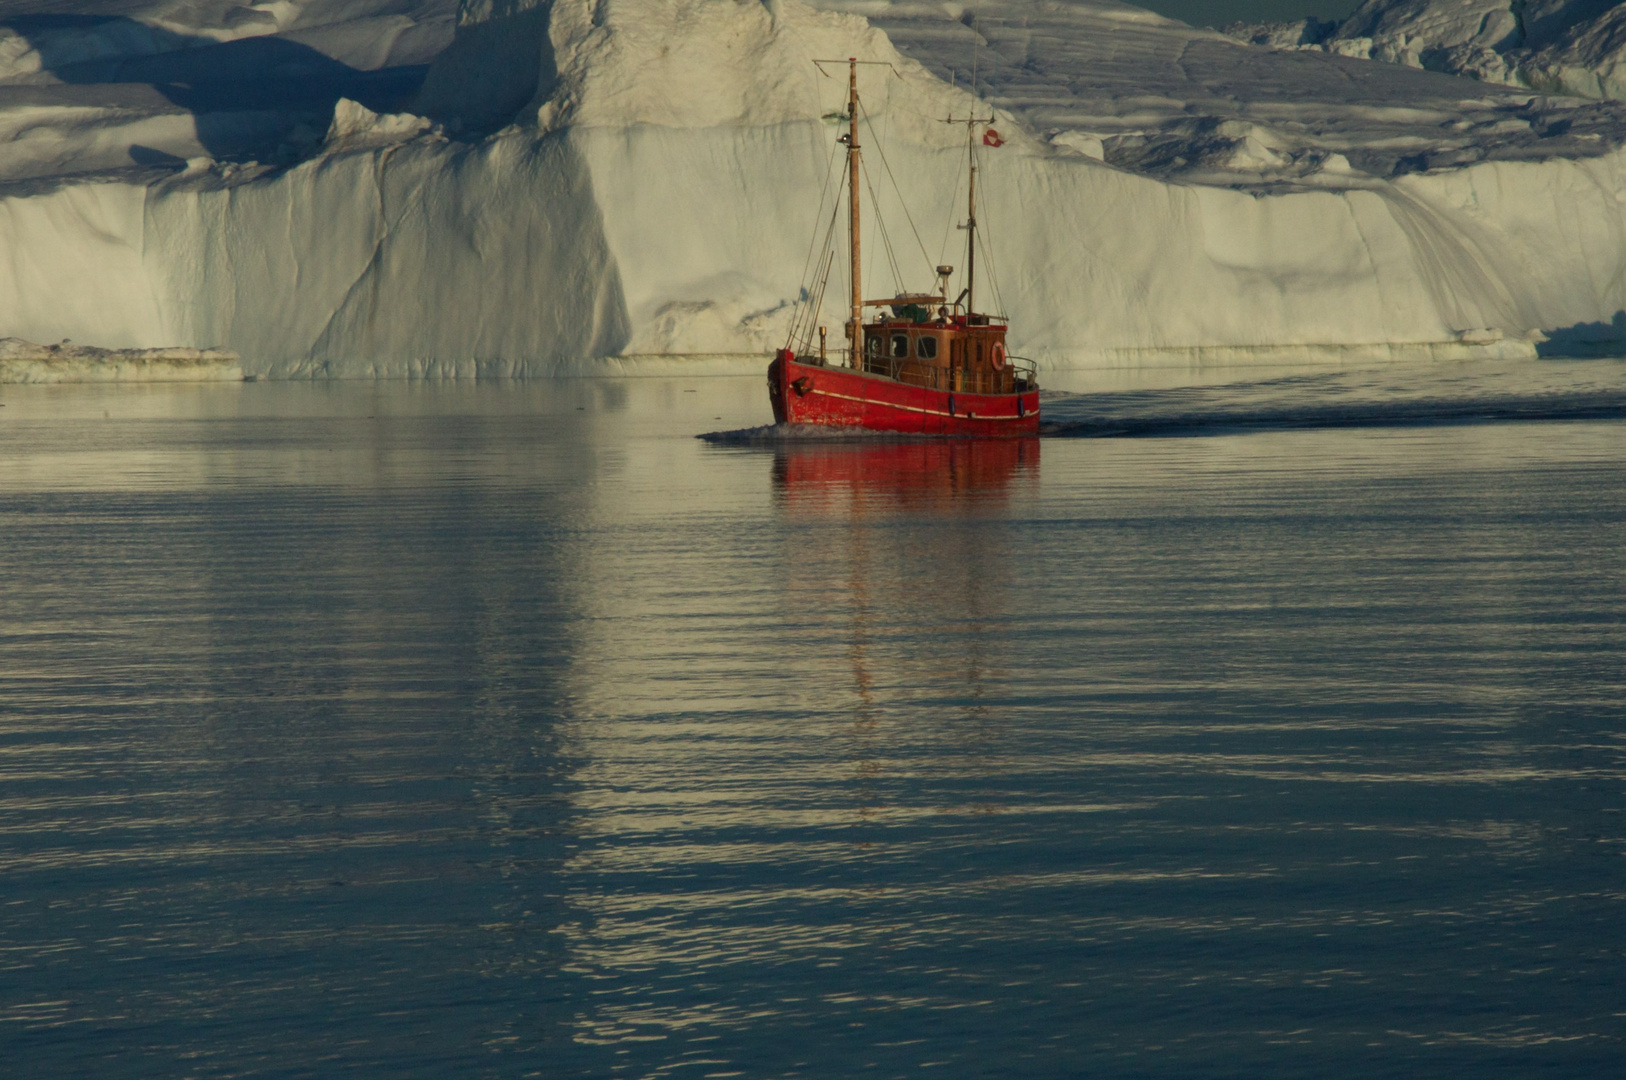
[{"left": 847, "top": 57, "right": 861, "bottom": 369}]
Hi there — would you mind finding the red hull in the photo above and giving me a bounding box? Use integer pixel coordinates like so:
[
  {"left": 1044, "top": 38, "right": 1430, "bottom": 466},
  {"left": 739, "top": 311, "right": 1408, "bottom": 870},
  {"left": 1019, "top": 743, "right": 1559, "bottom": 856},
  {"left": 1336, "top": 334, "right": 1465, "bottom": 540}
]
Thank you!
[{"left": 768, "top": 350, "right": 1039, "bottom": 437}]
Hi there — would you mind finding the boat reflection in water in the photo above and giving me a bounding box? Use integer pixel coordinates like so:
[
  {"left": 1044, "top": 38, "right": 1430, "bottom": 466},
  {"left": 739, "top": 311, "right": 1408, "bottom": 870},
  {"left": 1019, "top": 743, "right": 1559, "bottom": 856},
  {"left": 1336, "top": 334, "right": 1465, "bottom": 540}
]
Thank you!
[
  {"left": 771, "top": 436, "right": 1039, "bottom": 513},
  {"left": 768, "top": 438, "right": 1041, "bottom": 810}
]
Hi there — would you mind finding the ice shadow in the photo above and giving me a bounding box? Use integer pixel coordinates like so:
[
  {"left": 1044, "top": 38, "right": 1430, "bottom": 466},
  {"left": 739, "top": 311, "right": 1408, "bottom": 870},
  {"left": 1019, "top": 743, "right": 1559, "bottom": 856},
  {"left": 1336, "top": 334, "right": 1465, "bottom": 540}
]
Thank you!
[
  {"left": 127, "top": 144, "right": 188, "bottom": 168},
  {"left": 1538, "top": 312, "right": 1626, "bottom": 358},
  {"left": 412, "top": 1, "right": 552, "bottom": 134},
  {"left": 0, "top": 14, "right": 429, "bottom": 161}
]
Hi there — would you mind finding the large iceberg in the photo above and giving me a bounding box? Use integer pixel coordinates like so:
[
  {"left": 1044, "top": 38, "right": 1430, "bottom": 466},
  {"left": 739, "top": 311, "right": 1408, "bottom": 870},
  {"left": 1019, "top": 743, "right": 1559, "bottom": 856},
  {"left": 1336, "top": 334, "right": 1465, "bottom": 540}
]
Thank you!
[{"left": 0, "top": 0, "right": 1623, "bottom": 376}]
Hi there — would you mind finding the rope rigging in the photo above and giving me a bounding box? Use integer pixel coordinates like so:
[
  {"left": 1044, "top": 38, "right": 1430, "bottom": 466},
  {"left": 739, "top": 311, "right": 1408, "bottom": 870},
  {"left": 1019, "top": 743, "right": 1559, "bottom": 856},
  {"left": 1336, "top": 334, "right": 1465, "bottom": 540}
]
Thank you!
[
  {"left": 786, "top": 134, "right": 843, "bottom": 339},
  {"left": 786, "top": 56, "right": 1012, "bottom": 354},
  {"left": 861, "top": 156, "right": 906, "bottom": 296},
  {"left": 857, "top": 94, "right": 937, "bottom": 291}
]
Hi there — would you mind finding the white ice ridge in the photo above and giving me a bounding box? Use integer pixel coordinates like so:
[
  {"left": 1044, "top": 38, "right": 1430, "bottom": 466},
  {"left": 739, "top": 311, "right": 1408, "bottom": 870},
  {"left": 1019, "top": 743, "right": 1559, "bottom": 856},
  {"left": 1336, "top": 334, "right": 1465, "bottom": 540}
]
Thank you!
[
  {"left": 0, "top": 338, "right": 241, "bottom": 382},
  {"left": 0, "top": 0, "right": 1622, "bottom": 376}
]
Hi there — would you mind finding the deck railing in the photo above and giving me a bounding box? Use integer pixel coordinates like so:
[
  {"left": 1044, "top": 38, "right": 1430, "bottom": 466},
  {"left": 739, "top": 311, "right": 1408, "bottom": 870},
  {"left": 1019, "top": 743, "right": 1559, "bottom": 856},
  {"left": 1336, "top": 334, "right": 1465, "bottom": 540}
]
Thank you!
[{"left": 1006, "top": 354, "right": 1039, "bottom": 390}]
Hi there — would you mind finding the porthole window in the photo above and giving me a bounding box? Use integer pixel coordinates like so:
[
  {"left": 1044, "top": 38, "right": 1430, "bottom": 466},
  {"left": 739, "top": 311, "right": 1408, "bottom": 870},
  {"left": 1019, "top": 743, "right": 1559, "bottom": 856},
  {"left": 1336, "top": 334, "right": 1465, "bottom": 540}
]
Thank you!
[
  {"left": 916, "top": 336, "right": 938, "bottom": 360},
  {"left": 890, "top": 334, "right": 909, "bottom": 359}
]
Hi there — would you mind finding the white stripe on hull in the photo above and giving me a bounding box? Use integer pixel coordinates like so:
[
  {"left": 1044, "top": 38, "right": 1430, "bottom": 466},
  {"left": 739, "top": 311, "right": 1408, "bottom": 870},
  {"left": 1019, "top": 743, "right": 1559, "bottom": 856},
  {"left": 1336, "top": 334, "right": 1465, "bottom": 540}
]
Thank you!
[{"left": 806, "top": 386, "right": 1024, "bottom": 421}]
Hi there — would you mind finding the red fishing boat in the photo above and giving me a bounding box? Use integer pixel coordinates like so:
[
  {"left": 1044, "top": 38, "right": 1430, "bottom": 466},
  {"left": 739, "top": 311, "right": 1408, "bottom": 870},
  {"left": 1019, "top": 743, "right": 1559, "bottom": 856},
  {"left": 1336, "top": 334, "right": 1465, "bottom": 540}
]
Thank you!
[{"left": 768, "top": 57, "right": 1039, "bottom": 437}]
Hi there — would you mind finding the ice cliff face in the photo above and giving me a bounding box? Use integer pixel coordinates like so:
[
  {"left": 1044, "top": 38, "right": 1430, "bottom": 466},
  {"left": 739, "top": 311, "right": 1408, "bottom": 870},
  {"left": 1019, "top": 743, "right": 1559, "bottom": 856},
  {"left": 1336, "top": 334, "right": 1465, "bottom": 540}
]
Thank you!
[{"left": 0, "top": 0, "right": 1624, "bottom": 375}]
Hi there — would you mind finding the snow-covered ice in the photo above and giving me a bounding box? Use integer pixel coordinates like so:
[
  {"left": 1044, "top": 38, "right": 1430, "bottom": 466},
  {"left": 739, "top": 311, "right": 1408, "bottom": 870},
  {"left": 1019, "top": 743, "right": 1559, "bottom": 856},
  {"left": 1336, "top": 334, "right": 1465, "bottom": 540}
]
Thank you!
[
  {"left": 1227, "top": 0, "right": 1626, "bottom": 104},
  {"left": 0, "top": 0, "right": 1623, "bottom": 376}
]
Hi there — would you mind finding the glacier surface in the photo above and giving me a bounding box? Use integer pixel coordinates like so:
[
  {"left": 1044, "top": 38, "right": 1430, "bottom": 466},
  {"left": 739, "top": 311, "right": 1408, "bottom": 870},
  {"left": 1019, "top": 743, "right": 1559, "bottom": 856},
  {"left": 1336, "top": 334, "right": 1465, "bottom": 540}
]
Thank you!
[
  {"left": 0, "top": 0, "right": 1623, "bottom": 376},
  {"left": 1227, "top": 0, "right": 1626, "bottom": 104}
]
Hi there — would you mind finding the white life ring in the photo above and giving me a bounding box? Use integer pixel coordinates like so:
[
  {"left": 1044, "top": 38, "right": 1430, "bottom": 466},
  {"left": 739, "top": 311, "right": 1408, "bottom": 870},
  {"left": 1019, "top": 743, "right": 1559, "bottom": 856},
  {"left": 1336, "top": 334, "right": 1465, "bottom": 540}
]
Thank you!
[{"left": 992, "top": 341, "right": 1007, "bottom": 369}]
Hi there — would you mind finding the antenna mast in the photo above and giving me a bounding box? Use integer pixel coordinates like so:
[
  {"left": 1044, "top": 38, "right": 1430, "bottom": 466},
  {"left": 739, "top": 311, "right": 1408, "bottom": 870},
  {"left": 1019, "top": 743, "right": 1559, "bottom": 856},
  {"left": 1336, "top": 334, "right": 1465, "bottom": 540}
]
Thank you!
[
  {"left": 847, "top": 57, "right": 861, "bottom": 369},
  {"left": 967, "top": 23, "right": 977, "bottom": 317},
  {"left": 945, "top": 111, "right": 993, "bottom": 317},
  {"left": 966, "top": 122, "right": 977, "bottom": 318}
]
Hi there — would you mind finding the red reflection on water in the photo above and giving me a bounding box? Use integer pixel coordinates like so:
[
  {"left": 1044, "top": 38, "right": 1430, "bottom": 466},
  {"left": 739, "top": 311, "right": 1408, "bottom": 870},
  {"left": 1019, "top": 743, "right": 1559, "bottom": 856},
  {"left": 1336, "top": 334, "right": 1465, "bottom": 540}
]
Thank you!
[
  {"left": 767, "top": 439, "right": 1038, "bottom": 798},
  {"left": 771, "top": 437, "right": 1039, "bottom": 512}
]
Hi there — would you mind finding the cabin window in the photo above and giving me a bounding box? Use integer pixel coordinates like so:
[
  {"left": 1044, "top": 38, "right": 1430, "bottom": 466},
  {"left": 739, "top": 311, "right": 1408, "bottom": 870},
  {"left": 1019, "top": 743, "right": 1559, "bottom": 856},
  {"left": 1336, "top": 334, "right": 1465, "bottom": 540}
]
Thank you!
[
  {"left": 915, "top": 336, "right": 938, "bottom": 360},
  {"left": 890, "top": 334, "right": 909, "bottom": 359},
  {"left": 866, "top": 334, "right": 881, "bottom": 356}
]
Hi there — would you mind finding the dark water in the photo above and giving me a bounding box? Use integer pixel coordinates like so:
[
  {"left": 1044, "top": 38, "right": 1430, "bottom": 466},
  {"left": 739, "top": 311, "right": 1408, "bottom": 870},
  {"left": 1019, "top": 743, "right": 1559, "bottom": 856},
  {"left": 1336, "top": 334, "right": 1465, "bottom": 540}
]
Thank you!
[{"left": 3, "top": 361, "right": 1624, "bottom": 1078}]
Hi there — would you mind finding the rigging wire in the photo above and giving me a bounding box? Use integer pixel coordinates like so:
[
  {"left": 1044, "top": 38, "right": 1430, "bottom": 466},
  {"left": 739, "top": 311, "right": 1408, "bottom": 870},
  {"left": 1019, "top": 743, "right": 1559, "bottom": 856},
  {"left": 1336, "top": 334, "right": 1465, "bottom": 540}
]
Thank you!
[
  {"left": 784, "top": 98, "right": 848, "bottom": 351},
  {"left": 787, "top": 170, "right": 843, "bottom": 351},
  {"left": 798, "top": 248, "right": 836, "bottom": 352},
  {"left": 791, "top": 199, "right": 843, "bottom": 351},
  {"left": 789, "top": 136, "right": 844, "bottom": 322},
  {"left": 876, "top": 91, "right": 897, "bottom": 293},
  {"left": 857, "top": 94, "right": 937, "bottom": 287},
  {"left": 938, "top": 131, "right": 969, "bottom": 278},
  {"left": 855, "top": 97, "right": 902, "bottom": 298},
  {"left": 978, "top": 221, "right": 1007, "bottom": 318},
  {"left": 860, "top": 156, "right": 907, "bottom": 296},
  {"left": 789, "top": 58, "right": 1016, "bottom": 350},
  {"left": 849, "top": 91, "right": 905, "bottom": 299}
]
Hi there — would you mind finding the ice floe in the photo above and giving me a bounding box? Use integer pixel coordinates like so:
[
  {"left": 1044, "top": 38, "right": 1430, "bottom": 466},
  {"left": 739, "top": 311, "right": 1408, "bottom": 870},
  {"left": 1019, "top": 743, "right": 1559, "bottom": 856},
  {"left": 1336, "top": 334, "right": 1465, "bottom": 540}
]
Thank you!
[{"left": 0, "top": 337, "right": 241, "bottom": 382}]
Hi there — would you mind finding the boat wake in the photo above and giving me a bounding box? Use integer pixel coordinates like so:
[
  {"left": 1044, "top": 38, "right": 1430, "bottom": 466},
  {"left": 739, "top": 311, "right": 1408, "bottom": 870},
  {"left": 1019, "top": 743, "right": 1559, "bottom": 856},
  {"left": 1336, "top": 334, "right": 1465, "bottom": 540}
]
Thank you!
[
  {"left": 1039, "top": 360, "right": 1626, "bottom": 438},
  {"left": 699, "top": 423, "right": 934, "bottom": 444}
]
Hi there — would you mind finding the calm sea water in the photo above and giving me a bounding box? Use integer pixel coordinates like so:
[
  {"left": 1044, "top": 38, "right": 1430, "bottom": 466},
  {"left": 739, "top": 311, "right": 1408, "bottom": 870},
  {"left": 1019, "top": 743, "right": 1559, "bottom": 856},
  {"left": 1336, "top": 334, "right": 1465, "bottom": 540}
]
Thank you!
[{"left": 3, "top": 360, "right": 1624, "bottom": 1078}]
